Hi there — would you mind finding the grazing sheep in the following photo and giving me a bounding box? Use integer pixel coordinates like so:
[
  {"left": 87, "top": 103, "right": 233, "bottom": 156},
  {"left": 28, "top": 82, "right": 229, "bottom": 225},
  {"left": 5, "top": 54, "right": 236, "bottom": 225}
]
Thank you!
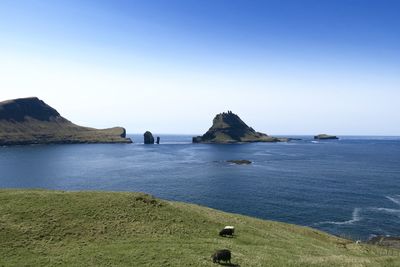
[
  {"left": 219, "top": 228, "right": 234, "bottom": 237},
  {"left": 212, "top": 249, "right": 231, "bottom": 264}
]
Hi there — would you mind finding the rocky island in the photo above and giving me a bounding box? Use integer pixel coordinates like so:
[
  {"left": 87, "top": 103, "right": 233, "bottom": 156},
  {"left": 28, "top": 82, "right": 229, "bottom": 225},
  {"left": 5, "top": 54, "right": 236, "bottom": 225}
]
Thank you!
[
  {"left": 193, "top": 111, "right": 285, "bottom": 143},
  {"left": 0, "top": 97, "right": 132, "bottom": 145},
  {"left": 314, "top": 134, "right": 339, "bottom": 140}
]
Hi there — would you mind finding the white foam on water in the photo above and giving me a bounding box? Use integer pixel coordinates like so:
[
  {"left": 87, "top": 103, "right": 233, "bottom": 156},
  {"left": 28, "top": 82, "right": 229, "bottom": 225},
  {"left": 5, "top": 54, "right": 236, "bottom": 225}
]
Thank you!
[
  {"left": 371, "top": 207, "right": 400, "bottom": 215},
  {"left": 362, "top": 195, "right": 400, "bottom": 218},
  {"left": 315, "top": 208, "right": 362, "bottom": 226},
  {"left": 386, "top": 195, "right": 400, "bottom": 206}
]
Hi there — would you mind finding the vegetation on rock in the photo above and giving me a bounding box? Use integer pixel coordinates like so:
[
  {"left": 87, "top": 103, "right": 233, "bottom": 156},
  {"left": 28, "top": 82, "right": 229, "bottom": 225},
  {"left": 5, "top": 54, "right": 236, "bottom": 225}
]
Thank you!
[{"left": 193, "top": 111, "right": 284, "bottom": 143}]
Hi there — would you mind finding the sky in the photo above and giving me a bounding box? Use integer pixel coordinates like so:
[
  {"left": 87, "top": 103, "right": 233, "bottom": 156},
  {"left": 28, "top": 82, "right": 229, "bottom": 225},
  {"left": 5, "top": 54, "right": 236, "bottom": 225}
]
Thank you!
[{"left": 0, "top": 0, "right": 399, "bottom": 135}]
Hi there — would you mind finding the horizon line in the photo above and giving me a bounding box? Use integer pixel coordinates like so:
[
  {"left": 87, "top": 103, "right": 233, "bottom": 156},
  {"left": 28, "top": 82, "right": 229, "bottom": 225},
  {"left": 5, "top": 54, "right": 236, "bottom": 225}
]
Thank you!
[{"left": 126, "top": 133, "right": 400, "bottom": 137}]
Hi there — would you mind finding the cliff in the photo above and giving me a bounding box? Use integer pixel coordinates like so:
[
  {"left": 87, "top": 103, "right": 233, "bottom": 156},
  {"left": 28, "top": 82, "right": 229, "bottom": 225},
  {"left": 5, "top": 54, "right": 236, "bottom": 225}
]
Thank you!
[
  {"left": 193, "top": 111, "right": 283, "bottom": 143},
  {"left": 0, "top": 97, "right": 132, "bottom": 145}
]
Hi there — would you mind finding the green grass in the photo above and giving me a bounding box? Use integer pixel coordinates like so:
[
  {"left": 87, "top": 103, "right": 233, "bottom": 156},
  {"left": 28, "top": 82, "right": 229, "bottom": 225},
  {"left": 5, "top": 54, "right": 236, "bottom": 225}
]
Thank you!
[
  {"left": 0, "top": 190, "right": 399, "bottom": 266},
  {"left": 0, "top": 119, "right": 131, "bottom": 145}
]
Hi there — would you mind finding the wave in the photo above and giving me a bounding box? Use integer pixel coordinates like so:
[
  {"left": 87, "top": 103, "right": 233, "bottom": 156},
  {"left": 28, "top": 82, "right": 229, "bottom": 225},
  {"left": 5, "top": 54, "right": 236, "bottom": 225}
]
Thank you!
[
  {"left": 359, "top": 195, "right": 400, "bottom": 218},
  {"left": 386, "top": 195, "right": 400, "bottom": 206},
  {"left": 315, "top": 208, "right": 361, "bottom": 226},
  {"left": 371, "top": 207, "right": 400, "bottom": 215}
]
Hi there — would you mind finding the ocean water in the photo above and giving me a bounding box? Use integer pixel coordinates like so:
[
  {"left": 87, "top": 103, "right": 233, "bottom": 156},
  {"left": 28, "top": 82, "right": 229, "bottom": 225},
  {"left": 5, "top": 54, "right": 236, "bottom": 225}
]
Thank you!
[{"left": 1, "top": 135, "right": 399, "bottom": 240}]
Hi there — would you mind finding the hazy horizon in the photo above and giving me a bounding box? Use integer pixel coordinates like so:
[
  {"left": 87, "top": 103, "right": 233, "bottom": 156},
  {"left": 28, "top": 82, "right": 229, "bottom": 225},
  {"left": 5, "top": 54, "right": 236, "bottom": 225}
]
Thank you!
[{"left": 1, "top": 0, "right": 399, "bottom": 135}]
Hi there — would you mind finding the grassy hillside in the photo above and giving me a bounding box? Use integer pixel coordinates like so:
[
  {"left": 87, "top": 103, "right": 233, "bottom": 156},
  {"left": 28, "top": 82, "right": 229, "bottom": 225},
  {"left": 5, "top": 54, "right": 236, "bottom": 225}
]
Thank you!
[
  {"left": 0, "top": 97, "right": 132, "bottom": 145},
  {"left": 0, "top": 190, "right": 399, "bottom": 266},
  {"left": 0, "top": 119, "right": 131, "bottom": 145}
]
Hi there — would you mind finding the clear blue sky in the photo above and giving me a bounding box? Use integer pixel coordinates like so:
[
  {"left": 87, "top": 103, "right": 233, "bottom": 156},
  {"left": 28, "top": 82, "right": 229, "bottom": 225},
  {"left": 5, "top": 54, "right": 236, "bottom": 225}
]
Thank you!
[{"left": 1, "top": 0, "right": 399, "bottom": 135}]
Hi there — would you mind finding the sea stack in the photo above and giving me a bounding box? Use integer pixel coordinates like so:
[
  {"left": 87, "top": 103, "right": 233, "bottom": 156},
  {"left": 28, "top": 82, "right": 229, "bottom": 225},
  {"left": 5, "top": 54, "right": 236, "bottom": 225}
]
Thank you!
[
  {"left": 0, "top": 97, "right": 132, "bottom": 145},
  {"left": 314, "top": 134, "right": 339, "bottom": 140},
  {"left": 144, "top": 131, "right": 155, "bottom": 144},
  {"left": 193, "top": 111, "right": 283, "bottom": 143}
]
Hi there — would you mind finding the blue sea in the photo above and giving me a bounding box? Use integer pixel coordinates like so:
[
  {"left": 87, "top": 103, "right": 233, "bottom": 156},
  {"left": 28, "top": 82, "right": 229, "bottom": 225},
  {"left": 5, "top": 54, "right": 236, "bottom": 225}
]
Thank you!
[{"left": 1, "top": 135, "right": 399, "bottom": 241}]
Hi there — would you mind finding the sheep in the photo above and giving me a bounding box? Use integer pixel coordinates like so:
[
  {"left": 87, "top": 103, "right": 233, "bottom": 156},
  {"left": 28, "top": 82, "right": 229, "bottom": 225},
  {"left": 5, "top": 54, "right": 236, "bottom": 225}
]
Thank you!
[
  {"left": 219, "top": 226, "right": 235, "bottom": 237},
  {"left": 219, "top": 228, "right": 234, "bottom": 237},
  {"left": 212, "top": 249, "right": 231, "bottom": 264}
]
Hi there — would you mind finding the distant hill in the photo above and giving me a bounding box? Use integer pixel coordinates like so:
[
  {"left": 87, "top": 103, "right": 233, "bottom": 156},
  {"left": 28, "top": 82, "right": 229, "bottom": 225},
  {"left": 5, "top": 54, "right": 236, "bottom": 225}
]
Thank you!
[
  {"left": 0, "top": 189, "right": 398, "bottom": 266},
  {"left": 193, "top": 111, "right": 284, "bottom": 143},
  {"left": 0, "top": 97, "right": 132, "bottom": 145}
]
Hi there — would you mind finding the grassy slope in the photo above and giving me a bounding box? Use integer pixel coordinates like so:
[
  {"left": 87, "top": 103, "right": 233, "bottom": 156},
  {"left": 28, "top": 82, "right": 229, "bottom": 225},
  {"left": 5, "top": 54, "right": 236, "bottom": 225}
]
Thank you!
[
  {"left": 0, "top": 190, "right": 399, "bottom": 267},
  {"left": 0, "top": 119, "right": 131, "bottom": 145}
]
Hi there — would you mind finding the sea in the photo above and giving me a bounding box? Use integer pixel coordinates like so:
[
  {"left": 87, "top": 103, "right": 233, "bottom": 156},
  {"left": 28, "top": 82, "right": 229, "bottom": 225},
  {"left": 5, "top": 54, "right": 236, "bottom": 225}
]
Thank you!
[{"left": 1, "top": 134, "right": 399, "bottom": 241}]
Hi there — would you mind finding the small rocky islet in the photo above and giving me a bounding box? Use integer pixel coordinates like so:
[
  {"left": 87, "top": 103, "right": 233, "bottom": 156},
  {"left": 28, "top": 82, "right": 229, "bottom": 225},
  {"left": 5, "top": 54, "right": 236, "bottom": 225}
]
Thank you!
[
  {"left": 314, "top": 134, "right": 339, "bottom": 140},
  {"left": 227, "top": 159, "right": 252, "bottom": 165}
]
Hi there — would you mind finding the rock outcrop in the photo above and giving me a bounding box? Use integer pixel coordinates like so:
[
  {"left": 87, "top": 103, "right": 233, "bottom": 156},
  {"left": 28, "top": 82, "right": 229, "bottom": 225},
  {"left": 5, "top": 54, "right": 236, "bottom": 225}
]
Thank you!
[
  {"left": 367, "top": 236, "right": 400, "bottom": 249},
  {"left": 193, "top": 111, "right": 283, "bottom": 143},
  {"left": 0, "top": 97, "right": 132, "bottom": 145},
  {"left": 144, "top": 131, "right": 155, "bottom": 144},
  {"left": 227, "top": 160, "right": 252, "bottom": 165},
  {"left": 314, "top": 134, "right": 339, "bottom": 140}
]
